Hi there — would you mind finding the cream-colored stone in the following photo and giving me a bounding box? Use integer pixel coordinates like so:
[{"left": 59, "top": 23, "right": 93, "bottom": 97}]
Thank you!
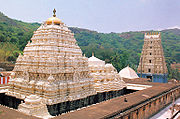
[
  {"left": 119, "top": 66, "right": 139, "bottom": 79},
  {"left": 6, "top": 11, "right": 96, "bottom": 105},
  {"left": 88, "top": 55, "right": 126, "bottom": 92},
  {"left": 6, "top": 10, "right": 126, "bottom": 107},
  {"left": 18, "top": 95, "right": 52, "bottom": 118}
]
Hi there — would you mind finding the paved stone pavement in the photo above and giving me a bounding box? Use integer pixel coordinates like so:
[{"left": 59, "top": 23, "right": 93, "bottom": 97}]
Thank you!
[{"left": 150, "top": 97, "right": 180, "bottom": 119}]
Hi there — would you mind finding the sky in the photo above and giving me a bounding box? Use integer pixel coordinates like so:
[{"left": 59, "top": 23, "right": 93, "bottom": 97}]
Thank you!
[{"left": 0, "top": 0, "right": 180, "bottom": 33}]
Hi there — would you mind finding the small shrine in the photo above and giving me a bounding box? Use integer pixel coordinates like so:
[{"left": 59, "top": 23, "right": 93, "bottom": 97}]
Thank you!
[
  {"left": 18, "top": 95, "right": 52, "bottom": 118},
  {"left": 88, "top": 54, "right": 126, "bottom": 92}
]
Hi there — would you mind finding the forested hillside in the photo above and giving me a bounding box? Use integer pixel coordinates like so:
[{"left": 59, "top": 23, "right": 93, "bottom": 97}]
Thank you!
[
  {"left": 0, "top": 12, "right": 179, "bottom": 79},
  {"left": 0, "top": 12, "right": 39, "bottom": 61},
  {"left": 70, "top": 27, "right": 180, "bottom": 70}
]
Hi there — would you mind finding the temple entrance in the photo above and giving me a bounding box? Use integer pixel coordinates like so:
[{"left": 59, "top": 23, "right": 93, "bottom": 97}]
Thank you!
[{"left": 146, "top": 76, "right": 152, "bottom": 81}]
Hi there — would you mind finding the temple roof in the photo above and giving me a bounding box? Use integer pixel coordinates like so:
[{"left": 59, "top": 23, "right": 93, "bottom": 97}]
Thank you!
[{"left": 119, "top": 66, "right": 139, "bottom": 79}]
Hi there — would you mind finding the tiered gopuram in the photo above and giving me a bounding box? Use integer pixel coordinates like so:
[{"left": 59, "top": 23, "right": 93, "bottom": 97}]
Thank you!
[{"left": 137, "top": 32, "right": 168, "bottom": 83}]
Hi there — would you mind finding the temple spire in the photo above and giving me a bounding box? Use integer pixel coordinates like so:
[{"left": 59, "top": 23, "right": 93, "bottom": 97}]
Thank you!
[
  {"left": 137, "top": 32, "right": 168, "bottom": 83},
  {"left": 53, "top": 8, "right": 56, "bottom": 17}
]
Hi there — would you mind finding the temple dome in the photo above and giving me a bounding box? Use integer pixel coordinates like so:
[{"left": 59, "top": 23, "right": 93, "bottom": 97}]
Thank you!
[
  {"left": 46, "top": 9, "right": 61, "bottom": 25},
  {"left": 119, "top": 66, "right": 139, "bottom": 79},
  {"left": 46, "top": 17, "right": 61, "bottom": 25},
  {"left": 88, "top": 55, "right": 105, "bottom": 66}
]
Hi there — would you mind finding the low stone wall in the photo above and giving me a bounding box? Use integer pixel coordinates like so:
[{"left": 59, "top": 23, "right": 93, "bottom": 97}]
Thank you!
[{"left": 108, "top": 85, "right": 180, "bottom": 119}]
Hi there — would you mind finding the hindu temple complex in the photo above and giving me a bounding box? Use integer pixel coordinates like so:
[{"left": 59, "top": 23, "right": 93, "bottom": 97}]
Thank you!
[
  {"left": 0, "top": 10, "right": 179, "bottom": 119},
  {"left": 137, "top": 32, "right": 168, "bottom": 83}
]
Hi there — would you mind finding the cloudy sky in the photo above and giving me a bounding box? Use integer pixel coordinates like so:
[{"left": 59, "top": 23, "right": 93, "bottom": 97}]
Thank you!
[{"left": 0, "top": 0, "right": 180, "bottom": 33}]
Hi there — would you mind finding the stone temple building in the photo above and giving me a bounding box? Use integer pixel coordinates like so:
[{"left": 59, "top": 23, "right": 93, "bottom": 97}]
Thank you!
[
  {"left": 5, "top": 9, "right": 126, "bottom": 116},
  {"left": 88, "top": 54, "right": 126, "bottom": 93},
  {"left": 7, "top": 9, "right": 96, "bottom": 105},
  {"left": 137, "top": 32, "right": 168, "bottom": 83}
]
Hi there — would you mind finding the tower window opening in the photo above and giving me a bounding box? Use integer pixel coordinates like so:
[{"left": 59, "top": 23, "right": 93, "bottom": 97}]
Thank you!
[
  {"left": 148, "top": 69, "right": 151, "bottom": 72},
  {"left": 150, "top": 46, "right": 152, "bottom": 49},
  {"left": 149, "top": 60, "right": 151, "bottom": 63},
  {"left": 150, "top": 53, "right": 152, "bottom": 55}
]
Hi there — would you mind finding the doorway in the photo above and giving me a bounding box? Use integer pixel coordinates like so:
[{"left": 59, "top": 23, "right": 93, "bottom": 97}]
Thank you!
[{"left": 146, "top": 75, "right": 152, "bottom": 81}]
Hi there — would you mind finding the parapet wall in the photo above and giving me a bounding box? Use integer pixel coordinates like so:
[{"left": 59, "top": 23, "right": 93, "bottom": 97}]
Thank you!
[
  {"left": 106, "top": 85, "right": 180, "bottom": 119},
  {"left": 144, "top": 32, "right": 161, "bottom": 39}
]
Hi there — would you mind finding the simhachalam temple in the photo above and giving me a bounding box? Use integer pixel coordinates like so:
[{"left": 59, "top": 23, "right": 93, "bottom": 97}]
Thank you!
[
  {"left": 4, "top": 9, "right": 126, "bottom": 116},
  {"left": 137, "top": 32, "right": 168, "bottom": 83},
  {"left": 0, "top": 9, "right": 179, "bottom": 119}
]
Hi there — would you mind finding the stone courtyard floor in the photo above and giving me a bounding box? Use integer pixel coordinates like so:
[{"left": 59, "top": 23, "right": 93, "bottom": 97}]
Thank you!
[
  {"left": 150, "top": 97, "right": 180, "bottom": 119},
  {"left": 0, "top": 104, "right": 40, "bottom": 119}
]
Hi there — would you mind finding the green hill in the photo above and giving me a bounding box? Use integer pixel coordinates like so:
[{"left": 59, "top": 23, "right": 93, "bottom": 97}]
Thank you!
[
  {"left": 0, "top": 12, "right": 179, "bottom": 79},
  {"left": 0, "top": 12, "right": 40, "bottom": 61},
  {"left": 71, "top": 28, "right": 180, "bottom": 69}
]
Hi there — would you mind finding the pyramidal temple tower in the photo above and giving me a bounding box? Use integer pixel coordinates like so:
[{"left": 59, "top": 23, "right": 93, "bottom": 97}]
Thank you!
[
  {"left": 6, "top": 9, "right": 96, "bottom": 105},
  {"left": 137, "top": 32, "right": 168, "bottom": 83}
]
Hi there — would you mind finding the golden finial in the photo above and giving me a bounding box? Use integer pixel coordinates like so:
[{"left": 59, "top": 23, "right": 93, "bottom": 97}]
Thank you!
[
  {"left": 92, "top": 52, "right": 94, "bottom": 56},
  {"left": 53, "top": 8, "right": 56, "bottom": 17}
]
